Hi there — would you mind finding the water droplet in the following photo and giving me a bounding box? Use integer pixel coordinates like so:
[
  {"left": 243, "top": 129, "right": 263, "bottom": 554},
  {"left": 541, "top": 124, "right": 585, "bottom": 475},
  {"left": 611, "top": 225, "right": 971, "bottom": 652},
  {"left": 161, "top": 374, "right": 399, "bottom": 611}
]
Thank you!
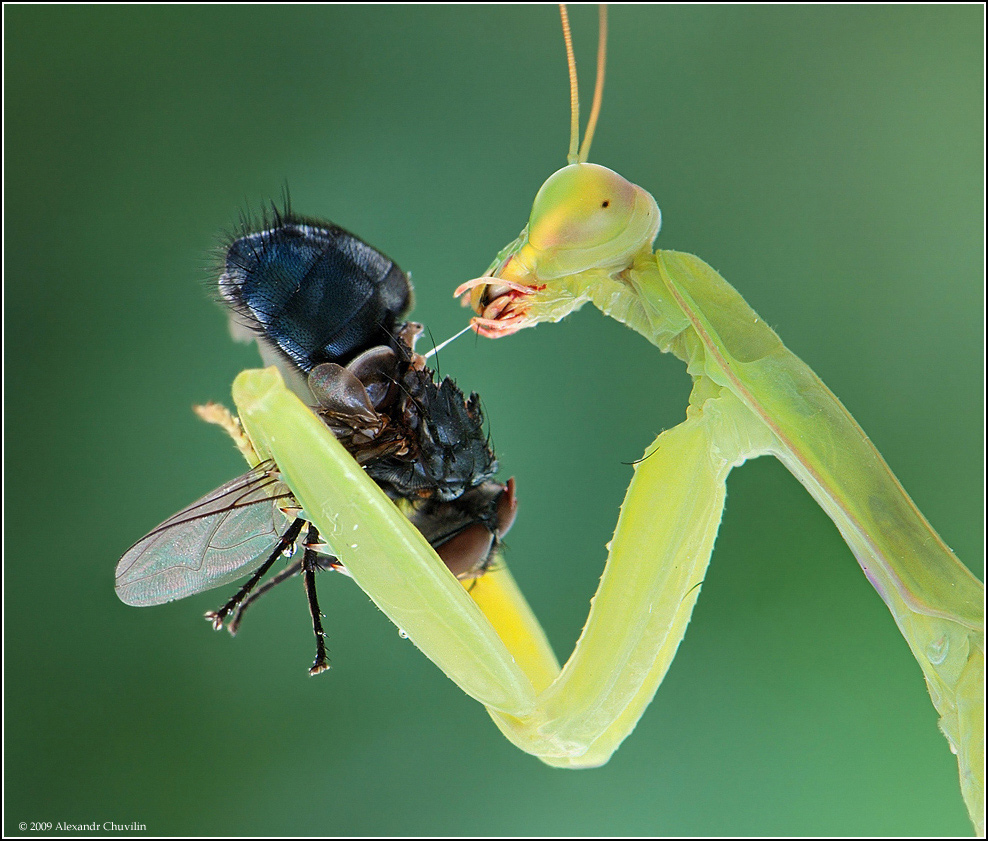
[
  {"left": 926, "top": 634, "right": 949, "bottom": 665},
  {"left": 397, "top": 629, "right": 409, "bottom": 639}
]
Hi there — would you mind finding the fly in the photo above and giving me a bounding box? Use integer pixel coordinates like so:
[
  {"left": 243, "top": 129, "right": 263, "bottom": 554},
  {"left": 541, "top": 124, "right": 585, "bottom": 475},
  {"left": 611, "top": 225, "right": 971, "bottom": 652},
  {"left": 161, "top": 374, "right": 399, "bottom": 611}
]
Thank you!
[{"left": 115, "top": 203, "right": 516, "bottom": 675}]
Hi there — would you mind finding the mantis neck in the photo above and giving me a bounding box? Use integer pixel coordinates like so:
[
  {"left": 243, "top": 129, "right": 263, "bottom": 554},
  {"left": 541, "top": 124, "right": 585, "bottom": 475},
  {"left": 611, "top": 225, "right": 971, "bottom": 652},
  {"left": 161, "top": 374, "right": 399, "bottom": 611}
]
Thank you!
[{"left": 553, "top": 249, "right": 691, "bottom": 356}]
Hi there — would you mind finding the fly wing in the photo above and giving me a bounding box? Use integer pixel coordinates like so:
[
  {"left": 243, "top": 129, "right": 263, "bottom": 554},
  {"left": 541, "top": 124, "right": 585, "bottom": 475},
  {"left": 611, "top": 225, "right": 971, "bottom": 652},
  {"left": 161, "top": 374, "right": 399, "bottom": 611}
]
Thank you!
[{"left": 115, "top": 463, "right": 295, "bottom": 606}]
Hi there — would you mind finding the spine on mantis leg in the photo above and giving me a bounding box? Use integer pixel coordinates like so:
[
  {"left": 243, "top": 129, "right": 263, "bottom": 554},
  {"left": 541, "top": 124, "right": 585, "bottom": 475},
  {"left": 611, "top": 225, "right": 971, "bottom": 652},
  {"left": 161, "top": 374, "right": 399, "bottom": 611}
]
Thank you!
[{"left": 627, "top": 251, "right": 984, "bottom": 831}]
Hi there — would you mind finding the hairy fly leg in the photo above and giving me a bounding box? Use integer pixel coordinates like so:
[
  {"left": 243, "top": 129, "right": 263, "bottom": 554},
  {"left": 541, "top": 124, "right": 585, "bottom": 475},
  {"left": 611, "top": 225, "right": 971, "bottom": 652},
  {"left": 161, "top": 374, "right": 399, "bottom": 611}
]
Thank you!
[
  {"left": 228, "top": 552, "right": 342, "bottom": 636},
  {"left": 302, "top": 523, "right": 332, "bottom": 675}
]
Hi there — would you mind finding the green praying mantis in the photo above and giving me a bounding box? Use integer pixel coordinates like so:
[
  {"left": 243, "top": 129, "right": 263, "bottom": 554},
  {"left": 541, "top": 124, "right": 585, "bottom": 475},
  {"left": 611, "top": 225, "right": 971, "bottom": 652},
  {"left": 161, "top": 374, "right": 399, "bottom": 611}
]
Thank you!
[{"left": 224, "top": 6, "right": 983, "bottom": 833}]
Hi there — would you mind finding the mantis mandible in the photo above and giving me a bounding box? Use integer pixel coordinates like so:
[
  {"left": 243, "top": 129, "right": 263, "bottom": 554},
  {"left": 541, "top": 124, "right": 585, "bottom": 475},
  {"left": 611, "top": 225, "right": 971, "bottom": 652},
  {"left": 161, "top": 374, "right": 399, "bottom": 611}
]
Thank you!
[{"left": 227, "top": 5, "right": 983, "bottom": 833}]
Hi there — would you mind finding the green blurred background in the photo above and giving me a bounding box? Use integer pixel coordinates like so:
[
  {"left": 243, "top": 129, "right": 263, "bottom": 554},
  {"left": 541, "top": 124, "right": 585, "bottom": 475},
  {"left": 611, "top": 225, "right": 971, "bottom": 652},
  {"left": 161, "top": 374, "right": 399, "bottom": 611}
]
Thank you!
[{"left": 5, "top": 5, "right": 983, "bottom": 836}]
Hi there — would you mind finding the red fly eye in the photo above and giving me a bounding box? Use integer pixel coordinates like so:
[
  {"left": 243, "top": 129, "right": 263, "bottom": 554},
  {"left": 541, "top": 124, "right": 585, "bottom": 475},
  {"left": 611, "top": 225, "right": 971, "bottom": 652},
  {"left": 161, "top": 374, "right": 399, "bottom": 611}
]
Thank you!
[{"left": 435, "top": 524, "right": 495, "bottom": 579}]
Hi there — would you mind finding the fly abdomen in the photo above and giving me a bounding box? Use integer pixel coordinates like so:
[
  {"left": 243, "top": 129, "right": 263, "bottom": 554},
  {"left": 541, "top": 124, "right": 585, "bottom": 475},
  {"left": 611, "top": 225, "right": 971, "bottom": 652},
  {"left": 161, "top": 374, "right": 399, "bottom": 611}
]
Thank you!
[{"left": 221, "top": 219, "right": 411, "bottom": 371}]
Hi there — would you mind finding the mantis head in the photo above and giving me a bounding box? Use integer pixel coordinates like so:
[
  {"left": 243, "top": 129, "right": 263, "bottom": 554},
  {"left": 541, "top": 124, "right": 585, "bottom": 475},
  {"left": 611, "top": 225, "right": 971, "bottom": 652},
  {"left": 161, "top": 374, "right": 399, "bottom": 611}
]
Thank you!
[
  {"left": 455, "top": 7, "right": 660, "bottom": 338},
  {"left": 456, "top": 164, "right": 660, "bottom": 337}
]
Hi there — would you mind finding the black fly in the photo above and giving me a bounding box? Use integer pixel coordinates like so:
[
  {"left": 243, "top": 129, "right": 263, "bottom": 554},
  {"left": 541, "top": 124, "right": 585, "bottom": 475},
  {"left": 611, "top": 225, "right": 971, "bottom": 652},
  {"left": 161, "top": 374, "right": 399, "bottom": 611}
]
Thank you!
[{"left": 115, "top": 206, "right": 516, "bottom": 675}]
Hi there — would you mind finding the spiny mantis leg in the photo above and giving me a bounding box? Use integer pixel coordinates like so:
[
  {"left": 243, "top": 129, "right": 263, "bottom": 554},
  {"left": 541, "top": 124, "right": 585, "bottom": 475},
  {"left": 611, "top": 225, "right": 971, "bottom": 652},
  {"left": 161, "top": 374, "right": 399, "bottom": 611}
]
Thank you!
[
  {"left": 302, "top": 522, "right": 331, "bottom": 675},
  {"left": 227, "top": 551, "right": 341, "bottom": 635},
  {"left": 206, "top": 516, "right": 306, "bottom": 630},
  {"left": 232, "top": 365, "right": 772, "bottom": 763}
]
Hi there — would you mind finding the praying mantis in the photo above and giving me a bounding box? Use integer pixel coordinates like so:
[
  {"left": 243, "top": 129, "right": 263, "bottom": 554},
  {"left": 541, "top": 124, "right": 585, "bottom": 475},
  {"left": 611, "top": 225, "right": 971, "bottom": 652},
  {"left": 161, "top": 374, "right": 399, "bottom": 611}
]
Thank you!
[{"left": 224, "top": 5, "right": 982, "bottom": 833}]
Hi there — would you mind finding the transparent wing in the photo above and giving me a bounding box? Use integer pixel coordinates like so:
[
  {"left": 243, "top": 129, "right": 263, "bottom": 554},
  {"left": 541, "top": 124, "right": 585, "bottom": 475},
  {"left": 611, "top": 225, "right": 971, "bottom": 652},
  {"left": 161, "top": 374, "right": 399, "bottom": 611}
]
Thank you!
[{"left": 115, "top": 462, "right": 295, "bottom": 606}]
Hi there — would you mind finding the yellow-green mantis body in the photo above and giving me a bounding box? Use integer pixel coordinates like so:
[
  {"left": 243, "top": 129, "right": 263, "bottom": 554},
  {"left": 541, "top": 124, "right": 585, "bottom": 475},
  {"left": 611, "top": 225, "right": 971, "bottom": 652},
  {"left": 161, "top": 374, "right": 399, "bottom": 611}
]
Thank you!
[{"left": 226, "top": 6, "right": 983, "bottom": 834}]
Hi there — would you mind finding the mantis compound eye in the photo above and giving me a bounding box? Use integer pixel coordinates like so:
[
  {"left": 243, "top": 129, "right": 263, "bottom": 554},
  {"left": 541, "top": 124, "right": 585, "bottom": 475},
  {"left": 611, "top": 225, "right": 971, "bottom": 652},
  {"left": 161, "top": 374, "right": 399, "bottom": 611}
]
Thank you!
[{"left": 525, "top": 163, "right": 661, "bottom": 280}]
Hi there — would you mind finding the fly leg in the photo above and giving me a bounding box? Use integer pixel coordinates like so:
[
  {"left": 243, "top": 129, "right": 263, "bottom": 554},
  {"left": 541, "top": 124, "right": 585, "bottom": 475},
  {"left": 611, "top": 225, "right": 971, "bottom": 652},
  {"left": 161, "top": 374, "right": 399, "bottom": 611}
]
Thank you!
[
  {"left": 228, "top": 552, "right": 341, "bottom": 636},
  {"left": 205, "top": 516, "right": 305, "bottom": 630},
  {"left": 302, "top": 523, "right": 332, "bottom": 675},
  {"left": 226, "top": 557, "right": 302, "bottom": 636}
]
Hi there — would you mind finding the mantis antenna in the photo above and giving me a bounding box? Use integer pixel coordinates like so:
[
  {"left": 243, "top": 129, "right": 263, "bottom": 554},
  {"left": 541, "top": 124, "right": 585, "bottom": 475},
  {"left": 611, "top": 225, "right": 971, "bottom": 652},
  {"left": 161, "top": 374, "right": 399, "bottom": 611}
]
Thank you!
[
  {"left": 559, "top": 5, "right": 580, "bottom": 164},
  {"left": 579, "top": 5, "right": 607, "bottom": 163},
  {"left": 559, "top": 4, "right": 609, "bottom": 165}
]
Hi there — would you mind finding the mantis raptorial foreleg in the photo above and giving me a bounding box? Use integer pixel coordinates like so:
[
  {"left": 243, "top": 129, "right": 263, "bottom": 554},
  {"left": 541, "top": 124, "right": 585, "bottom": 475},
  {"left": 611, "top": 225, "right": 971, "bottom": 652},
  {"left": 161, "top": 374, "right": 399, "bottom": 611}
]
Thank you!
[
  {"left": 232, "top": 365, "right": 775, "bottom": 767},
  {"left": 232, "top": 278, "right": 982, "bottom": 778}
]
